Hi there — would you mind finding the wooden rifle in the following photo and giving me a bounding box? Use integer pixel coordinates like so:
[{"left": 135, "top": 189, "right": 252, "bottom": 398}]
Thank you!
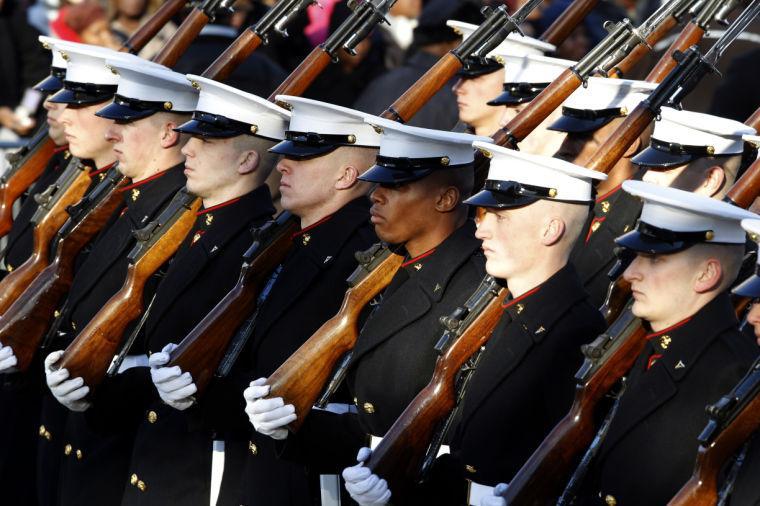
[
  {"left": 268, "top": 0, "right": 399, "bottom": 99},
  {"left": 0, "top": 158, "right": 91, "bottom": 315},
  {"left": 0, "top": 167, "right": 127, "bottom": 372},
  {"left": 583, "top": 0, "right": 760, "bottom": 175},
  {"left": 55, "top": 189, "right": 200, "bottom": 389},
  {"left": 166, "top": 212, "right": 299, "bottom": 396},
  {"left": 365, "top": 276, "right": 507, "bottom": 499},
  {"left": 381, "top": 0, "right": 543, "bottom": 123},
  {"left": 668, "top": 357, "right": 760, "bottom": 506},
  {"left": 539, "top": 0, "right": 600, "bottom": 47},
  {"left": 745, "top": 104, "right": 760, "bottom": 132},
  {"left": 491, "top": 0, "right": 693, "bottom": 150},
  {"left": 0, "top": 0, "right": 189, "bottom": 239},
  {"left": 264, "top": 243, "right": 403, "bottom": 431}
]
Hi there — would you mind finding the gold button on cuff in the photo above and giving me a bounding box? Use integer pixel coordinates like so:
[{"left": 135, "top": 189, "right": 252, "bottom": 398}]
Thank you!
[
  {"left": 44, "top": 430, "right": 52, "bottom": 441},
  {"left": 248, "top": 441, "right": 258, "bottom": 455},
  {"left": 605, "top": 494, "right": 617, "bottom": 506},
  {"left": 76, "top": 449, "right": 83, "bottom": 460},
  {"left": 39, "top": 425, "right": 46, "bottom": 436},
  {"left": 147, "top": 411, "right": 158, "bottom": 424},
  {"left": 465, "top": 464, "right": 476, "bottom": 474},
  {"left": 362, "top": 402, "right": 375, "bottom": 414},
  {"left": 64, "top": 444, "right": 72, "bottom": 456},
  {"left": 130, "top": 474, "right": 138, "bottom": 485},
  {"left": 137, "top": 480, "right": 146, "bottom": 492}
]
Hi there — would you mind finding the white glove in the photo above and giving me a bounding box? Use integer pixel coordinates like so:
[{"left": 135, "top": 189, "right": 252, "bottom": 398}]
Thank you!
[
  {"left": 244, "top": 377, "right": 296, "bottom": 440},
  {"left": 342, "top": 447, "right": 391, "bottom": 506},
  {"left": 0, "top": 343, "right": 18, "bottom": 372},
  {"left": 149, "top": 343, "right": 196, "bottom": 411},
  {"left": 480, "top": 483, "right": 509, "bottom": 506},
  {"left": 44, "top": 350, "right": 91, "bottom": 412}
]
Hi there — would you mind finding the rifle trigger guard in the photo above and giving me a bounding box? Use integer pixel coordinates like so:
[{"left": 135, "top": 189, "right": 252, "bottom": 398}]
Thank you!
[{"left": 133, "top": 221, "right": 159, "bottom": 242}]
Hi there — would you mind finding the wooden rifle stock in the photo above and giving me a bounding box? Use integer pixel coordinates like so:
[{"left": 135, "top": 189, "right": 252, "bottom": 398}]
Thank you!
[
  {"left": 0, "top": 159, "right": 90, "bottom": 315},
  {"left": 0, "top": 169, "right": 128, "bottom": 372},
  {"left": 168, "top": 212, "right": 299, "bottom": 396},
  {"left": 0, "top": 131, "right": 56, "bottom": 238},
  {"left": 202, "top": 29, "right": 264, "bottom": 81},
  {"left": 645, "top": 21, "right": 705, "bottom": 82},
  {"left": 121, "top": 0, "right": 188, "bottom": 54},
  {"left": 610, "top": 14, "right": 680, "bottom": 78},
  {"left": 266, "top": 244, "right": 403, "bottom": 432},
  {"left": 668, "top": 358, "right": 760, "bottom": 506},
  {"left": 726, "top": 157, "right": 760, "bottom": 209},
  {"left": 152, "top": 9, "right": 212, "bottom": 67},
  {"left": 503, "top": 304, "right": 647, "bottom": 505},
  {"left": 584, "top": 106, "right": 657, "bottom": 174},
  {"left": 539, "top": 0, "right": 599, "bottom": 47},
  {"left": 56, "top": 191, "right": 201, "bottom": 389},
  {"left": 268, "top": 50, "right": 333, "bottom": 100},
  {"left": 366, "top": 278, "right": 507, "bottom": 498}
]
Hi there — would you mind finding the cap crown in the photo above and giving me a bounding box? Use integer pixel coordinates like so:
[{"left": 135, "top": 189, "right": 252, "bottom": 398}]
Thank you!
[
  {"left": 502, "top": 53, "right": 575, "bottom": 84},
  {"left": 564, "top": 77, "right": 656, "bottom": 112},
  {"left": 652, "top": 107, "right": 756, "bottom": 156},
  {"left": 190, "top": 75, "right": 290, "bottom": 140},
  {"left": 108, "top": 59, "right": 198, "bottom": 113},
  {"left": 447, "top": 20, "right": 555, "bottom": 57}
]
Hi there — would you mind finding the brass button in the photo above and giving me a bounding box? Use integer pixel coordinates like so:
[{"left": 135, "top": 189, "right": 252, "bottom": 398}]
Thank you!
[
  {"left": 6, "top": 264, "right": 12, "bottom": 272},
  {"left": 591, "top": 221, "right": 601, "bottom": 233},
  {"left": 64, "top": 444, "right": 72, "bottom": 456},
  {"left": 605, "top": 494, "right": 617, "bottom": 506},
  {"left": 362, "top": 402, "right": 375, "bottom": 414},
  {"left": 44, "top": 430, "right": 52, "bottom": 441},
  {"left": 302, "top": 233, "right": 311, "bottom": 246},
  {"left": 130, "top": 474, "right": 138, "bottom": 485},
  {"left": 248, "top": 441, "right": 258, "bottom": 455},
  {"left": 147, "top": 411, "right": 157, "bottom": 424},
  {"left": 353, "top": 397, "right": 358, "bottom": 405},
  {"left": 137, "top": 480, "right": 146, "bottom": 492},
  {"left": 39, "top": 425, "right": 46, "bottom": 436},
  {"left": 465, "top": 464, "right": 476, "bottom": 474},
  {"left": 76, "top": 449, "right": 83, "bottom": 460},
  {"left": 71, "top": 321, "right": 76, "bottom": 331}
]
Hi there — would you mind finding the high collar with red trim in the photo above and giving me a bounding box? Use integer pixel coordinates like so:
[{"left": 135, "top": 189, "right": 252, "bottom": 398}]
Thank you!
[
  {"left": 88, "top": 161, "right": 117, "bottom": 179},
  {"left": 641, "top": 292, "right": 739, "bottom": 380},
  {"left": 118, "top": 163, "right": 187, "bottom": 214},
  {"left": 501, "top": 263, "right": 590, "bottom": 340},
  {"left": 192, "top": 184, "right": 275, "bottom": 234}
]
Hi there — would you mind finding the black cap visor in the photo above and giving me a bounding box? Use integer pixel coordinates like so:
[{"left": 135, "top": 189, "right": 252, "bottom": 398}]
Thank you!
[
  {"left": 96, "top": 97, "right": 156, "bottom": 122},
  {"left": 269, "top": 131, "right": 360, "bottom": 160},
  {"left": 464, "top": 180, "right": 557, "bottom": 209},
  {"left": 488, "top": 82, "right": 548, "bottom": 106},
  {"left": 733, "top": 273, "right": 760, "bottom": 298},
  {"left": 614, "top": 221, "right": 712, "bottom": 254},
  {"left": 632, "top": 138, "right": 720, "bottom": 169},
  {"left": 547, "top": 106, "right": 624, "bottom": 134},
  {"left": 457, "top": 56, "right": 504, "bottom": 78},
  {"left": 359, "top": 165, "right": 434, "bottom": 185},
  {"left": 49, "top": 81, "right": 117, "bottom": 106},
  {"left": 175, "top": 111, "right": 253, "bottom": 139},
  {"left": 34, "top": 67, "right": 66, "bottom": 93}
]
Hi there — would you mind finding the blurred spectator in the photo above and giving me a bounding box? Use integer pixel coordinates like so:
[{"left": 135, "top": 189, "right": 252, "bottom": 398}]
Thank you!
[
  {"left": 107, "top": 0, "right": 177, "bottom": 59},
  {"left": 0, "top": 0, "right": 49, "bottom": 137},
  {"left": 50, "top": 0, "right": 121, "bottom": 47},
  {"left": 303, "top": 0, "right": 389, "bottom": 107},
  {"left": 381, "top": 0, "right": 422, "bottom": 68},
  {"left": 353, "top": 0, "right": 481, "bottom": 129}
]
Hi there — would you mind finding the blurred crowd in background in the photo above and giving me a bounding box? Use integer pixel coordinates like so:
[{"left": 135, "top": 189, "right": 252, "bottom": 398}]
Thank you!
[{"left": 2, "top": 0, "right": 760, "bottom": 146}]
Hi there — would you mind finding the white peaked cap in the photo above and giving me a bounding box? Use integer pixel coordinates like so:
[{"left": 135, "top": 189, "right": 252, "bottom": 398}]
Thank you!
[
  {"left": 54, "top": 40, "right": 166, "bottom": 86},
  {"left": 741, "top": 218, "right": 760, "bottom": 240},
  {"left": 652, "top": 107, "right": 756, "bottom": 156},
  {"left": 39, "top": 36, "right": 69, "bottom": 69},
  {"left": 276, "top": 95, "right": 382, "bottom": 147},
  {"left": 187, "top": 75, "right": 290, "bottom": 140},
  {"left": 446, "top": 20, "right": 556, "bottom": 57},
  {"left": 623, "top": 180, "right": 756, "bottom": 245},
  {"left": 502, "top": 53, "right": 575, "bottom": 84},
  {"left": 733, "top": 218, "right": 760, "bottom": 296},
  {"left": 370, "top": 116, "right": 490, "bottom": 164},
  {"left": 743, "top": 134, "right": 760, "bottom": 147},
  {"left": 564, "top": 77, "right": 656, "bottom": 112},
  {"left": 475, "top": 140, "right": 606, "bottom": 203},
  {"left": 107, "top": 59, "right": 198, "bottom": 112}
]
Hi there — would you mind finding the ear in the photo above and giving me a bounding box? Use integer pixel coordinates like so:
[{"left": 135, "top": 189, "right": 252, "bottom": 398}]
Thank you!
[
  {"left": 238, "top": 150, "right": 259, "bottom": 175},
  {"left": 160, "top": 121, "right": 181, "bottom": 149},
  {"left": 694, "top": 257, "right": 723, "bottom": 293},
  {"left": 335, "top": 164, "right": 359, "bottom": 190},
  {"left": 701, "top": 166, "right": 726, "bottom": 197},
  {"left": 541, "top": 216, "right": 565, "bottom": 246},
  {"left": 434, "top": 186, "right": 460, "bottom": 213},
  {"left": 622, "top": 136, "right": 642, "bottom": 159}
]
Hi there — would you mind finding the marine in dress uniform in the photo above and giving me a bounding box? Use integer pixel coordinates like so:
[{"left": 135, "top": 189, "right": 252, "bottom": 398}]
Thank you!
[
  {"left": 76, "top": 75, "right": 287, "bottom": 506},
  {"left": 152, "top": 96, "right": 380, "bottom": 506},
  {"left": 246, "top": 118, "right": 489, "bottom": 504},
  {"left": 362, "top": 142, "right": 607, "bottom": 506},
  {"left": 548, "top": 77, "right": 657, "bottom": 308},
  {"left": 447, "top": 20, "right": 555, "bottom": 138},
  {"left": 41, "top": 54, "right": 198, "bottom": 506},
  {"left": 574, "top": 181, "right": 759, "bottom": 505}
]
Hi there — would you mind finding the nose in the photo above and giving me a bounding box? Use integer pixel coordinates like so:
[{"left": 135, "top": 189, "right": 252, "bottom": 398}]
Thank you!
[
  {"left": 104, "top": 122, "right": 122, "bottom": 144},
  {"left": 181, "top": 137, "right": 197, "bottom": 158},
  {"left": 452, "top": 78, "right": 466, "bottom": 95},
  {"left": 59, "top": 106, "right": 73, "bottom": 126},
  {"left": 474, "top": 210, "right": 493, "bottom": 240},
  {"left": 276, "top": 158, "right": 292, "bottom": 175},
  {"left": 623, "top": 254, "right": 643, "bottom": 283},
  {"left": 370, "top": 185, "right": 387, "bottom": 205}
]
